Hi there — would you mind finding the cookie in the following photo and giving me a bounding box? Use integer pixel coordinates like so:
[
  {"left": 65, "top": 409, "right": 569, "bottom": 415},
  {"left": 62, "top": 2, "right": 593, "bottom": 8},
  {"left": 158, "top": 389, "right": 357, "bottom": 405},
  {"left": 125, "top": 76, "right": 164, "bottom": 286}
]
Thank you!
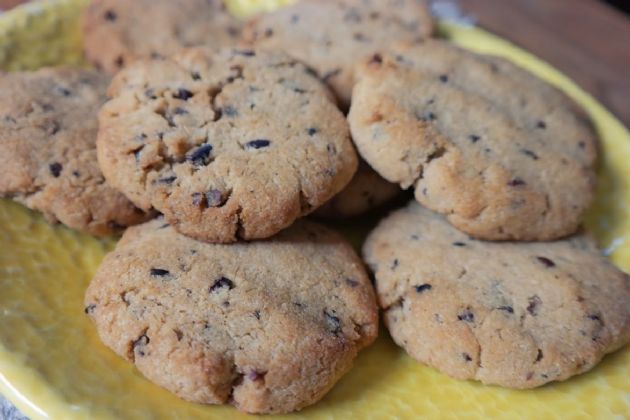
[
  {"left": 0, "top": 67, "right": 150, "bottom": 236},
  {"left": 97, "top": 47, "right": 358, "bottom": 243},
  {"left": 82, "top": 0, "right": 242, "bottom": 74},
  {"left": 243, "top": 0, "right": 434, "bottom": 109},
  {"left": 363, "top": 201, "right": 630, "bottom": 389},
  {"left": 314, "top": 159, "right": 400, "bottom": 219},
  {"left": 85, "top": 218, "right": 378, "bottom": 414},
  {"left": 349, "top": 40, "right": 598, "bottom": 241}
]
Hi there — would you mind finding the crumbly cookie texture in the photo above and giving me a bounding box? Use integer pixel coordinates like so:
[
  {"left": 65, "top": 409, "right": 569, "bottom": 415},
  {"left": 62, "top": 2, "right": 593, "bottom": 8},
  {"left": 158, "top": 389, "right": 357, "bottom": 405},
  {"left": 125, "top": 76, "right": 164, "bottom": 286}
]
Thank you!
[
  {"left": 97, "top": 47, "right": 357, "bottom": 243},
  {"left": 314, "top": 159, "right": 400, "bottom": 219},
  {"left": 243, "top": 0, "right": 434, "bottom": 109},
  {"left": 82, "top": 0, "right": 242, "bottom": 74},
  {"left": 349, "top": 40, "right": 598, "bottom": 241},
  {"left": 364, "top": 201, "right": 630, "bottom": 389},
  {"left": 0, "top": 67, "right": 150, "bottom": 235},
  {"left": 85, "top": 218, "right": 378, "bottom": 414}
]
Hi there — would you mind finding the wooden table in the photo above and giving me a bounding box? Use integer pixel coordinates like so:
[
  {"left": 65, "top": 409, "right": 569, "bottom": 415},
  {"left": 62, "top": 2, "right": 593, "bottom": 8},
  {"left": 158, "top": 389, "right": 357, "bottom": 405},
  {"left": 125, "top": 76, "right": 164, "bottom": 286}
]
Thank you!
[{"left": 458, "top": 0, "right": 630, "bottom": 128}]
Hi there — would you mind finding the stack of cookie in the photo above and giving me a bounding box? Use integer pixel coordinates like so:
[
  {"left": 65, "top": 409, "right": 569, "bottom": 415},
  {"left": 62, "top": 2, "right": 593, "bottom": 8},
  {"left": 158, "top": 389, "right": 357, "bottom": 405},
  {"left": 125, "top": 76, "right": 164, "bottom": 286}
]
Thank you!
[{"left": 1, "top": 0, "right": 629, "bottom": 415}]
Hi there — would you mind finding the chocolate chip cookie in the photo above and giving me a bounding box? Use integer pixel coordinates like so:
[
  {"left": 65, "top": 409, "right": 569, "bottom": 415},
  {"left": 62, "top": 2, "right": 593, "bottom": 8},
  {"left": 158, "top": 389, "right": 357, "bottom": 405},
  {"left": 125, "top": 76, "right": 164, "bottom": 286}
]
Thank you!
[
  {"left": 97, "top": 47, "right": 357, "bottom": 243},
  {"left": 0, "top": 67, "right": 150, "bottom": 235},
  {"left": 349, "top": 40, "right": 598, "bottom": 241},
  {"left": 314, "top": 159, "right": 400, "bottom": 219},
  {"left": 243, "top": 0, "right": 434, "bottom": 109},
  {"left": 85, "top": 218, "right": 378, "bottom": 414},
  {"left": 364, "top": 201, "right": 630, "bottom": 389},
  {"left": 82, "top": 0, "right": 242, "bottom": 74}
]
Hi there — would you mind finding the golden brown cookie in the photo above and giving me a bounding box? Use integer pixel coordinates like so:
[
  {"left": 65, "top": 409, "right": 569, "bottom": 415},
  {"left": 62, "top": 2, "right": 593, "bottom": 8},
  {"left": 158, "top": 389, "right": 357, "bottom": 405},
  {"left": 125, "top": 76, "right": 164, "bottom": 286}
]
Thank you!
[
  {"left": 97, "top": 47, "right": 358, "bottom": 243},
  {"left": 349, "top": 40, "right": 598, "bottom": 241},
  {"left": 243, "top": 0, "right": 434, "bottom": 109},
  {"left": 85, "top": 218, "right": 378, "bottom": 414},
  {"left": 82, "top": 0, "right": 242, "bottom": 74},
  {"left": 0, "top": 67, "right": 150, "bottom": 235},
  {"left": 364, "top": 201, "right": 630, "bottom": 389}
]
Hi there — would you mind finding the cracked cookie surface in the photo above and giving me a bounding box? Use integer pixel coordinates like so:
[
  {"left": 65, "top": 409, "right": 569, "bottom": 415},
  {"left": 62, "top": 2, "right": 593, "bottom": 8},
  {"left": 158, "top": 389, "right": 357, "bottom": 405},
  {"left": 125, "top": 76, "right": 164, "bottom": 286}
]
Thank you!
[
  {"left": 243, "top": 0, "right": 434, "bottom": 109},
  {"left": 82, "top": 0, "right": 242, "bottom": 74},
  {"left": 0, "top": 67, "right": 150, "bottom": 235},
  {"left": 85, "top": 217, "right": 378, "bottom": 414},
  {"left": 349, "top": 40, "right": 598, "bottom": 241},
  {"left": 363, "top": 201, "right": 630, "bottom": 389},
  {"left": 97, "top": 47, "right": 357, "bottom": 243}
]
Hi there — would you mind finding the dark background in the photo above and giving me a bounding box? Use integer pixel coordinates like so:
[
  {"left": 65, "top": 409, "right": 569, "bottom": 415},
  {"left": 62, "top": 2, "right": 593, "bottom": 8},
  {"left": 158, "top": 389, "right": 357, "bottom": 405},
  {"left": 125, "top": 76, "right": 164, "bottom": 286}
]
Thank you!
[{"left": 605, "top": 0, "right": 630, "bottom": 14}]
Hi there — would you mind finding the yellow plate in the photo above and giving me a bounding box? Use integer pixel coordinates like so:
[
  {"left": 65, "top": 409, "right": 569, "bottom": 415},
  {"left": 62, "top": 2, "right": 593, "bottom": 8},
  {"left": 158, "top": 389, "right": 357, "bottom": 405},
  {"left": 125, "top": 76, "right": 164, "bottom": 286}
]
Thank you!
[{"left": 1, "top": 1, "right": 630, "bottom": 418}]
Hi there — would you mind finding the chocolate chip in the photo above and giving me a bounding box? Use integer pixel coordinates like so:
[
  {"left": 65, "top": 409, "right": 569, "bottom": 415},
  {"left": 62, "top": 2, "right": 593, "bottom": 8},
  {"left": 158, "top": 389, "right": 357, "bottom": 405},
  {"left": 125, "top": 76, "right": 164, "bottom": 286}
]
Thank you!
[
  {"left": 56, "top": 87, "right": 72, "bottom": 97},
  {"left": 157, "top": 176, "right": 176, "bottom": 185},
  {"left": 587, "top": 314, "right": 603, "bottom": 324},
  {"left": 104, "top": 9, "right": 117, "bottom": 21},
  {"left": 187, "top": 144, "right": 213, "bottom": 166},
  {"left": 497, "top": 306, "right": 514, "bottom": 314},
  {"left": 536, "top": 120, "right": 547, "bottom": 129},
  {"left": 345, "top": 278, "right": 359, "bottom": 288},
  {"left": 254, "top": 310, "right": 261, "bottom": 320},
  {"left": 462, "top": 353, "right": 472, "bottom": 362},
  {"left": 222, "top": 106, "right": 238, "bottom": 117},
  {"left": 521, "top": 149, "right": 539, "bottom": 160},
  {"left": 72, "top": 170, "right": 80, "bottom": 177},
  {"left": 209, "top": 277, "right": 234, "bottom": 293},
  {"left": 527, "top": 295, "right": 542, "bottom": 316},
  {"left": 173, "top": 88, "right": 193, "bottom": 100},
  {"left": 307, "top": 127, "right": 318, "bottom": 136},
  {"left": 535, "top": 349, "right": 544, "bottom": 363},
  {"left": 115, "top": 55, "right": 124, "bottom": 68},
  {"left": 415, "top": 284, "right": 432, "bottom": 293},
  {"left": 457, "top": 309, "right": 475, "bottom": 322},
  {"left": 536, "top": 256, "right": 556, "bottom": 268},
  {"left": 507, "top": 178, "right": 526, "bottom": 186},
  {"left": 324, "top": 310, "right": 342, "bottom": 335},
  {"left": 416, "top": 111, "right": 437, "bottom": 122},
  {"left": 391, "top": 259, "right": 399, "bottom": 270},
  {"left": 469, "top": 134, "right": 481, "bottom": 143},
  {"left": 245, "top": 139, "right": 271, "bottom": 149},
  {"left": 206, "top": 189, "right": 226, "bottom": 207},
  {"left": 173, "top": 329, "right": 183, "bottom": 341},
  {"left": 132, "top": 334, "right": 150, "bottom": 357},
  {"left": 84, "top": 304, "right": 96, "bottom": 314},
  {"left": 49, "top": 162, "right": 62, "bottom": 177},
  {"left": 452, "top": 242, "right": 466, "bottom": 247},
  {"left": 191, "top": 71, "right": 201, "bottom": 81},
  {"left": 233, "top": 49, "right": 256, "bottom": 57},
  {"left": 150, "top": 268, "right": 170, "bottom": 277},
  {"left": 439, "top": 74, "right": 449, "bottom": 83}
]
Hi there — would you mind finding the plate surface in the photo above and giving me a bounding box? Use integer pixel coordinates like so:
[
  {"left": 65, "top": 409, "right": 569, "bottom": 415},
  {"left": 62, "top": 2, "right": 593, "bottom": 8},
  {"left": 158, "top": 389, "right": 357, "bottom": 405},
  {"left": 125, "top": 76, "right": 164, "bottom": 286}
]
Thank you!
[{"left": 1, "top": 1, "right": 630, "bottom": 419}]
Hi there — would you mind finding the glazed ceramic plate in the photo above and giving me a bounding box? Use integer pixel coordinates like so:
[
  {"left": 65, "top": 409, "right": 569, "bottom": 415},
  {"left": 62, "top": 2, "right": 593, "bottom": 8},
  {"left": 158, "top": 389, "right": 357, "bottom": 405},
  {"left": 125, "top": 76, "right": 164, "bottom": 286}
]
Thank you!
[{"left": 1, "top": 0, "right": 630, "bottom": 418}]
